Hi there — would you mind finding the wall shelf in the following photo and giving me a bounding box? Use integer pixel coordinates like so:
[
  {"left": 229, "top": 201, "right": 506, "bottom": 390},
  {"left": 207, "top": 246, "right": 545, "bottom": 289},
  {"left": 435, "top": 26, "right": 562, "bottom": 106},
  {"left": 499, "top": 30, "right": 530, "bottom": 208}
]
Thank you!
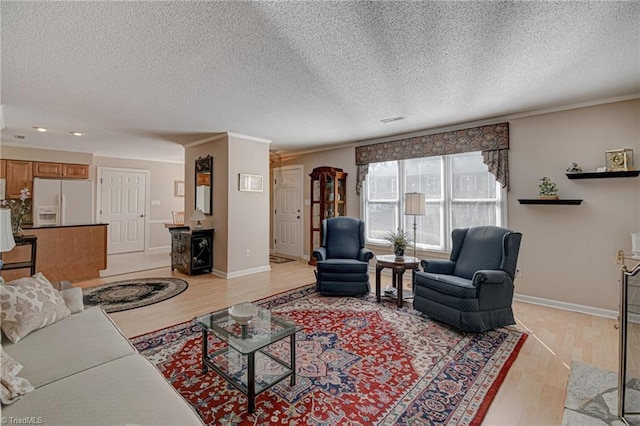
[
  {"left": 518, "top": 199, "right": 583, "bottom": 205},
  {"left": 566, "top": 170, "right": 640, "bottom": 179}
]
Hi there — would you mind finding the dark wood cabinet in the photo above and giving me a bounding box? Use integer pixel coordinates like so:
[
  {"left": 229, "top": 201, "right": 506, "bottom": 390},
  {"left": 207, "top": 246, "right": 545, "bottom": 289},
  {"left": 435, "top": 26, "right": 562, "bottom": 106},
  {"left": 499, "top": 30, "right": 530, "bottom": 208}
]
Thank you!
[
  {"left": 170, "top": 227, "right": 214, "bottom": 275},
  {"left": 309, "top": 166, "right": 347, "bottom": 265}
]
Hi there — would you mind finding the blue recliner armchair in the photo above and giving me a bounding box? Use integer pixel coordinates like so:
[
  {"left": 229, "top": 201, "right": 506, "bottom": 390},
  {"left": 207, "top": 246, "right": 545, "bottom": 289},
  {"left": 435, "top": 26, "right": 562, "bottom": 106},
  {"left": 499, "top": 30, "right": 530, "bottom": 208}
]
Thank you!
[
  {"left": 312, "top": 217, "right": 374, "bottom": 296},
  {"left": 413, "top": 226, "right": 522, "bottom": 332}
]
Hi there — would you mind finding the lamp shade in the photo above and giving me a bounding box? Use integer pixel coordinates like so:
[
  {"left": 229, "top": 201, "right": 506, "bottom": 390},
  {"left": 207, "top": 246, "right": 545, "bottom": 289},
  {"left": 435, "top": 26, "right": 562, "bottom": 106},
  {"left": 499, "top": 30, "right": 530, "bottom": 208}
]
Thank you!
[
  {"left": 0, "top": 208, "right": 16, "bottom": 252},
  {"left": 190, "top": 209, "right": 206, "bottom": 222},
  {"left": 404, "top": 193, "right": 426, "bottom": 216}
]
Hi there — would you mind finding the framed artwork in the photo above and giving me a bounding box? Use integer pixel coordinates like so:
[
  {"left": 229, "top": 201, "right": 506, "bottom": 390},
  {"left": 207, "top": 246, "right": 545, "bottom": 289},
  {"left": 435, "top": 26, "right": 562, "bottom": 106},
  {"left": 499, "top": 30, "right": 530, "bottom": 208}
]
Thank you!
[
  {"left": 174, "top": 180, "right": 185, "bottom": 197},
  {"left": 239, "top": 173, "right": 263, "bottom": 192}
]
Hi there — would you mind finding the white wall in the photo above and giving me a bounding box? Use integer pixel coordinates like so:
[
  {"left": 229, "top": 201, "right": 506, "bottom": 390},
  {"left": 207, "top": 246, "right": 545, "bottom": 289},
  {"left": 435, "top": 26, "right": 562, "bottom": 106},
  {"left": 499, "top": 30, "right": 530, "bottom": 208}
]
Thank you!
[
  {"left": 185, "top": 136, "right": 228, "bottom": 273},
  {"left": 185, "top": 133, "right": 270, "bottom": 276},
  {"left": 1, "top": 146, "right": 93, "bottom": 165},
  {"left": 92, "top": 156, "right": 185, "bottom": 250},
  {"left": 272, "top": 145, "right": 360, "bottom": 258},
  {"left": 228, "top": 134, "right": 271, "bottom": 274},
  {"left": 0, "top": 147, "right": 185, "bottom": 250},
  {"left": 508, "top": 99, "right": 639, "bottom": 311},
  {"left": 274, "top": 99, "right": 640, "bottom": 312}
]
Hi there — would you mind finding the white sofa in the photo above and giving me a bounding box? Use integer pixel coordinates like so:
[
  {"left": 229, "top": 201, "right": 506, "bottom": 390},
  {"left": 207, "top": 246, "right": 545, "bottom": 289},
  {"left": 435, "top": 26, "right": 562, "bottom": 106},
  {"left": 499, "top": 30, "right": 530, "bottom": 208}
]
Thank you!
[{"left": 2, "top": 306, "right": 203, "bottom": 425}]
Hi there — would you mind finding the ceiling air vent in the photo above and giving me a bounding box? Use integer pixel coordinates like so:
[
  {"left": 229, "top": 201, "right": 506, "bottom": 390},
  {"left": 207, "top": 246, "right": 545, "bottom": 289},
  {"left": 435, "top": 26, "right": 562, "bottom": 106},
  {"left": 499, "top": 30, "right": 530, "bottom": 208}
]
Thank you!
[
  {"left": 14, "top": 134, "right": 26, "bottom": 140},
  {"left": 380, "top": 116, "right": 404, "bottom": 124}
]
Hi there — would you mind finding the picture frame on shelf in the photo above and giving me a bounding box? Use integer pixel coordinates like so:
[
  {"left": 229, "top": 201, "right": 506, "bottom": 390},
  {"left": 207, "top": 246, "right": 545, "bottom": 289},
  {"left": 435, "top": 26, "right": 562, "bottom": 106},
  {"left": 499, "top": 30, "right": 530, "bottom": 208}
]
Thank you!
[
  {"left": 174, "top": 180, "right": 185, "bottom": 197},
  {"left": 239, "top": 173, "right": 263, "bottom": 192}
]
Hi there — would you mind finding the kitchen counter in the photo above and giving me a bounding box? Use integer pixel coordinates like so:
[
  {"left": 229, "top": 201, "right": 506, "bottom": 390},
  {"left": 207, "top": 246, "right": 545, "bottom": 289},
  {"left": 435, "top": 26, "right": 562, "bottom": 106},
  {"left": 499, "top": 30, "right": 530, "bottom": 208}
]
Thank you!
[
  {"left": 2, "top": 224, "right": 108, "bottom": 283},
  {"left": 23, "top": 223, "right": 107, "bottom": 229}
]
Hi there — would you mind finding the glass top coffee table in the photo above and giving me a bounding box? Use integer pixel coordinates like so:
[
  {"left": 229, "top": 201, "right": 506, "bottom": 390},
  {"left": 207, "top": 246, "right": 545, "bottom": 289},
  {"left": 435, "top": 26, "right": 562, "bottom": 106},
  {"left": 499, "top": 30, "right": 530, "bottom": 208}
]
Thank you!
[{"left": 194, "top": 304, "right": 300, "bottom": 413}]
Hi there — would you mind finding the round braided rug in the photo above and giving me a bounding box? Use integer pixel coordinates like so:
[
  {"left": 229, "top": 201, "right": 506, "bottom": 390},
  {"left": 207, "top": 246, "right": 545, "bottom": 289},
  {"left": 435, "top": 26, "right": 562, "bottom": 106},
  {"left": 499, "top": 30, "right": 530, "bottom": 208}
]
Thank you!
[{"left": 82, "top": 278, "right": 188, "bottom": 313}]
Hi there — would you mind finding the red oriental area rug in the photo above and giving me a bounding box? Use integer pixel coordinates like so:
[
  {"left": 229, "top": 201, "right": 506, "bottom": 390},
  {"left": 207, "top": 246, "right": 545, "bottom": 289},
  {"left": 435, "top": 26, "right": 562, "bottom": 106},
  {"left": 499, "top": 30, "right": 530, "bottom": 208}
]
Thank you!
[{"left": 131, "top": 285, "right": 527, "bottom": 425}]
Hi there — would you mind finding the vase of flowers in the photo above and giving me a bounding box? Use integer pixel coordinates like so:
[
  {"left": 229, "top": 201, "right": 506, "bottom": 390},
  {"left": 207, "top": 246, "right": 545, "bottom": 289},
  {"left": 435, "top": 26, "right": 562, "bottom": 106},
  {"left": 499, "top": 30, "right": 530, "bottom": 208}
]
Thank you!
[
  {"left": 385, "top": 228, "right": 411, "bottom": 259},
  {"left": 1, "top": 187, "right": 31, "bottom": 236},
  {"left": 538, "top": 177, "right": 559, "bottom": 200}
]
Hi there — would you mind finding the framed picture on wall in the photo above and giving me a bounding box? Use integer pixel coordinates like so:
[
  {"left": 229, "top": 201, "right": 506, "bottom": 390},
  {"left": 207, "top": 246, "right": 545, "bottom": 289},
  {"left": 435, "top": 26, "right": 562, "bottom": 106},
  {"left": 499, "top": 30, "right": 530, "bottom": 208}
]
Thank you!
[
  {"left": 239, "top": 173, "right": 263, "bottom": 192},
  {"left": 174, "top": 180, "right": 185, "bottom": 197}
]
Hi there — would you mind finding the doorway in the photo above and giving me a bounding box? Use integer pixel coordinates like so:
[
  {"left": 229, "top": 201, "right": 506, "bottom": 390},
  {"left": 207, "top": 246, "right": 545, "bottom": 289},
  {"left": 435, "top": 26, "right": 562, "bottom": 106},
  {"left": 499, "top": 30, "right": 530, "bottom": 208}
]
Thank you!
[
  {"left": 273, "top": 165, "right": 303, "bottom": 258},
  {"left": 97, "top": 167, "right": 149, "bottom": 254}
]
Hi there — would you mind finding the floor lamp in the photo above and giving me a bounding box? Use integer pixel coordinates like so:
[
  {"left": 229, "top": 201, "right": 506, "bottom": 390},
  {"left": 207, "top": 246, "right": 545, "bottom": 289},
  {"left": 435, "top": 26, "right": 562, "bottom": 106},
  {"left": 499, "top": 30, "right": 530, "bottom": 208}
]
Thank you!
[
  {"left": 404, "top": 192, "right": 426, "bottom": 259},
  {"left": 0, "top": 208, "right": 16, "bottom": 284}
]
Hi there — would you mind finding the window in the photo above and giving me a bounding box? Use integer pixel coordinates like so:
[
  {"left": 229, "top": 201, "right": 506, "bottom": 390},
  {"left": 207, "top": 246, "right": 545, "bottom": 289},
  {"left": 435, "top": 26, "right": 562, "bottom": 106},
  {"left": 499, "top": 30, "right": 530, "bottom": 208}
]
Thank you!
[{"left": 363, "top": 151, "right": 505, "bottom": 252}]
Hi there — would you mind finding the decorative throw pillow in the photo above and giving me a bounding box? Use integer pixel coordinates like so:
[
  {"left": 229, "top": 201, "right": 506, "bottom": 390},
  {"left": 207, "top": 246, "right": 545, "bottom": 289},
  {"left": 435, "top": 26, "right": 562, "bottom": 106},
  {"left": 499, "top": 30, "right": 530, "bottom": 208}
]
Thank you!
[
  {"left": 0, "top": 346, "right": 34, "bottom": 404},
  {"left": 60, "top": 287, "right": 84, "bottom": 314},
  {"left": 0, "top": 273, "right": 71, "bottom": 343}
]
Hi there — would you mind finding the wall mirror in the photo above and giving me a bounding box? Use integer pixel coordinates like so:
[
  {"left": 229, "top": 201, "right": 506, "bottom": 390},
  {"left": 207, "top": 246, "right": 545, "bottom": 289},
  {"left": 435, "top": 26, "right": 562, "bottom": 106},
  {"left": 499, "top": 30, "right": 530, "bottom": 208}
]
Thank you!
[{"left": 195, "top": 155, "right": 212, "bottom": 215}]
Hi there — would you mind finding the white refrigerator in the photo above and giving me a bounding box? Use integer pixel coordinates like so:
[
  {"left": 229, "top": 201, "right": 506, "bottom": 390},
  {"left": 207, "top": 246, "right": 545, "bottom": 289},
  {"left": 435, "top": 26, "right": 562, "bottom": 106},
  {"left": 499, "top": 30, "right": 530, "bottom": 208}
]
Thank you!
[{"left": 33, "top": 178, "right": 94, "bottom": 226}]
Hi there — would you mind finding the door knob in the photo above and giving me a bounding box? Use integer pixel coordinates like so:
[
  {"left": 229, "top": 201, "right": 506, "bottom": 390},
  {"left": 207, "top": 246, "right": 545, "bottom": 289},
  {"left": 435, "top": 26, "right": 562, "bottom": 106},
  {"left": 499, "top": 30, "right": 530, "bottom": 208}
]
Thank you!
[
  {"left": 297, "top": 216, "right": 300, "bottom": 219},
  {"left": 140, "top": 215, "right": 144, "bottom": 218}
]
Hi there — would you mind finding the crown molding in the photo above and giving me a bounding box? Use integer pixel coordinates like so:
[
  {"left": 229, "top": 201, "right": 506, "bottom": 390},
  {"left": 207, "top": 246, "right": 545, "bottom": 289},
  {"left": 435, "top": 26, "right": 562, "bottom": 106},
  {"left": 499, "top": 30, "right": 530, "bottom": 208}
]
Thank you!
[
  {"left": 227, "top": 132, "right": 272, "bottom": 144},
  {"left": 184, "top": 133, "right": 227, "bottom": 148}
]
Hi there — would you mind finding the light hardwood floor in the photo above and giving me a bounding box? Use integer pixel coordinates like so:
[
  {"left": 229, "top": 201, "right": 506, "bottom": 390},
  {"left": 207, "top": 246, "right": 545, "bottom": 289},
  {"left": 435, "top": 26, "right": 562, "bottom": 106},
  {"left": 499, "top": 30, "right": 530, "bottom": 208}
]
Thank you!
[{"left": 74, "top": 259, "right": 618, "bottom": 425}]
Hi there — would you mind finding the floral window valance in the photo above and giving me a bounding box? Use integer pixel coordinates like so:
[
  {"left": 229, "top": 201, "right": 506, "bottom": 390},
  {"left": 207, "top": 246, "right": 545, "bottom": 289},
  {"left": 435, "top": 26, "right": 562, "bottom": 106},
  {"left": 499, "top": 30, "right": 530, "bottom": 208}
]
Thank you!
[{"left": 355, "top": 122, "right": 510, "bottom": 195}]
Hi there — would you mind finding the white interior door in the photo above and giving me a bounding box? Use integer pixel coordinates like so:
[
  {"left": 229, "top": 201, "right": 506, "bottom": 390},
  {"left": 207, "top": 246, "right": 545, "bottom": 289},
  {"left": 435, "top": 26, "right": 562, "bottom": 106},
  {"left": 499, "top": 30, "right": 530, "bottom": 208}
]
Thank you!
[
  {"left": 274, "top": 166, "right": 303, "bottom": 257},
  {"left": 99, "top": 169, "right": 147, "bottom": 254}
]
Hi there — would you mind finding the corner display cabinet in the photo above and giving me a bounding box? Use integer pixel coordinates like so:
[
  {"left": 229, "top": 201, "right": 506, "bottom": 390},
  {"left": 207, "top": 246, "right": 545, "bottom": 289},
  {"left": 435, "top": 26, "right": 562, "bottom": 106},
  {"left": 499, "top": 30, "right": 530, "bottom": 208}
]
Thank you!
[
  {"left": 170, "top": 227, "right": 214, "bottom": 275},
  {"left": 309, "top": 166, "right": 347, "bottom": 265}
]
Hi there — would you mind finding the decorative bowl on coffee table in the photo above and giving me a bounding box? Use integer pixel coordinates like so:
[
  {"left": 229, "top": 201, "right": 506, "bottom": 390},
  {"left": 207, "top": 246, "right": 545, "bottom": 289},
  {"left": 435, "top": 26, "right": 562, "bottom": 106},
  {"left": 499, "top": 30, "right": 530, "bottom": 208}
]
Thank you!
[{"left": 229, "top": 302, "right": 258, "bottom": 325}]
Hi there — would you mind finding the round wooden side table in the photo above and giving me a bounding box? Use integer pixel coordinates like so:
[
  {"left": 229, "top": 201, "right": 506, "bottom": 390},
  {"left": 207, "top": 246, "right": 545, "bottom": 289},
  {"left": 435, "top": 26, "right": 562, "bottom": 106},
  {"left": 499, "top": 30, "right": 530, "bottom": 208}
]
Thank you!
[{"left": 375, "top": 254, "right": 420, "bottom": 308}]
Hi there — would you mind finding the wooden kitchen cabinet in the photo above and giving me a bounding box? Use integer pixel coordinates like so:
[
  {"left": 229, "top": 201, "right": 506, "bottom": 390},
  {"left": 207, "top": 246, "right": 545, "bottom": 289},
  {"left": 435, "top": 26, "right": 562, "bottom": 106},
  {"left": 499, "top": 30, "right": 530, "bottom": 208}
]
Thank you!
[
  {"left": 6, "top": 160, "right": 33, "bottom": 198},
  {"left": 33, "top": 161, "right": 88, "bottom": 179},
  {"left": 33, "top": 162, "right": 63, "bottom": 177},
  {"left": 62, "top": 163, "right": 89, "bottom": 179}
]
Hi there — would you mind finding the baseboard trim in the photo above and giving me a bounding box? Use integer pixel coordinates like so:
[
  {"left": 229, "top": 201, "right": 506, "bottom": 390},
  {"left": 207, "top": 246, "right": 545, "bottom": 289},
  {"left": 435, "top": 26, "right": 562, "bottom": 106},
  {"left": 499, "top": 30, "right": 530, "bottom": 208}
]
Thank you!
[
  {"left": 147, "top": 246, "right": 170, "bottom": 252},
  {"left": 210, "top": 269, "right": 225, "bottom": 278},
  {"left": 211, "top": 265, "right": 272, "bottom": 279},
  {"left": 514, "top": 293, "right": 617, "bottom": 319}
]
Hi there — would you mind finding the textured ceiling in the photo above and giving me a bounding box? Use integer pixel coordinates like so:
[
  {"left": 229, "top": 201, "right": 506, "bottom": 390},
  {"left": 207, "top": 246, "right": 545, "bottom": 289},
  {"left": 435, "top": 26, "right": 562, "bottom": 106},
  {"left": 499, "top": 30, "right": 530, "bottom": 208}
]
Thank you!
[{"left": 1, "top": 1, "right": 638, "bottom": 163}]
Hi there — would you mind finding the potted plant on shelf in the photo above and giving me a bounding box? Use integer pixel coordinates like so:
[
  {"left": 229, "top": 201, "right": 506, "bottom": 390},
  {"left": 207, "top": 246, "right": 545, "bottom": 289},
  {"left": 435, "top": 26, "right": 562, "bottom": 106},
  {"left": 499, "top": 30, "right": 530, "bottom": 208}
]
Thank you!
[
  {"left": 385, "top": 228, "right": 411, "bottom": 259},
  {"left": 538, "top": 177, "right": 559, "bottom": 200}
]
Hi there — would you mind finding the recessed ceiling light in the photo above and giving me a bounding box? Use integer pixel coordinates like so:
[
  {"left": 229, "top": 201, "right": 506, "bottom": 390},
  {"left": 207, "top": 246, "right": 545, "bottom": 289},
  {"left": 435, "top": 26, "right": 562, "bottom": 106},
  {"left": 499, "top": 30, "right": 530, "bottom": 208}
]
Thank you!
[
  {"left": 380, "top": 116, "right": 405, "bottom": 124},
  {"left": 33, "top": 127, "right": 47, "bottom": 132},
  {"left": 70, "top": 131, "right": 85, "bottom": 136}
]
